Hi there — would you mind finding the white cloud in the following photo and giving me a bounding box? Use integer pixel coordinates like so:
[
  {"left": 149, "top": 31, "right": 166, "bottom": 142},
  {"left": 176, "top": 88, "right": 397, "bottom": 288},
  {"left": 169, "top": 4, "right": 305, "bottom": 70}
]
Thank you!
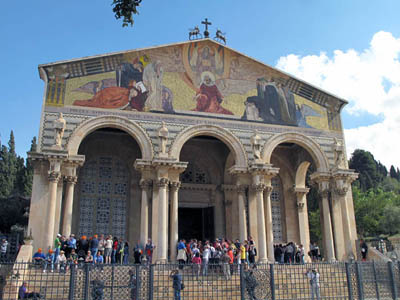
[{"left": 276, "top": 31, "right": 400, "bottom": 169}]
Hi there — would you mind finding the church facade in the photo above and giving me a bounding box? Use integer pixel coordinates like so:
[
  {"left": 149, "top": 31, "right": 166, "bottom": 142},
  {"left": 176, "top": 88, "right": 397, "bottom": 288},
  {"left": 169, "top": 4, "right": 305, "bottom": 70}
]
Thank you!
[{"left": 28, "top": 39, "right": 358, "bottom": 262}]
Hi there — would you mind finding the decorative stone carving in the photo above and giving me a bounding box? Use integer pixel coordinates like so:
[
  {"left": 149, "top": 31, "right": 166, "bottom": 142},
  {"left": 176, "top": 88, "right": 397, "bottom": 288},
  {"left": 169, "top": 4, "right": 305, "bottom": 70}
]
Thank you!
[
  {"left": 158, "top": 121, "right": 169, "bottom": 157},
  {"left": 237, "top": 185, "right": 247, "bottom": 195},
  {"left": 65, "top": 175, "right": 77, "bottom": 184},
  {"left": 48, "top": 171, "right": 61, "bottom": 182},
  {"left": 53, "top": 113, "right": 66, "bottom": 149},
  {"left": 157, "top": 177, "right": 169, "bottom": 187},
  {"left": 250, "top": 130, "right": 263, "bottom": 162},
  {"left": 139, "top": 178, "right": 153, "bottom": 190},
  {"left": 251, "top": 183, "right": 267, "bottom": 192},
  {"left": 170, "top": 181, "right": 181, "bottom": 191},
  {"left": 333, "top": 138, "right": 345, "bottom": 169}
]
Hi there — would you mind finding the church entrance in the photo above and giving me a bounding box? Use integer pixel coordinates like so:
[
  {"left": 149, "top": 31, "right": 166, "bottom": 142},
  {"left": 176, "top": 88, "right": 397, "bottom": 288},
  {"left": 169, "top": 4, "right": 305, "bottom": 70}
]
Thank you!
[{"left": 178, "top": 207, "right": 214, "bottom": 241}]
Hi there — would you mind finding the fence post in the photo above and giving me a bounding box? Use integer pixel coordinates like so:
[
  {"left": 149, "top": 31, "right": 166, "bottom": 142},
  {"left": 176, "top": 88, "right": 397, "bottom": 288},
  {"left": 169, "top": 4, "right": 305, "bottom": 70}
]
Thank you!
[
  {"left": 345, "top": 263, "right": 354, "bottom": 300},
  {"left": 84, "top": 263, "right": 90, "bottom": 300},
  {"left": 372, "top": 261, "right": 380, "bottom": 300},
  {"left": 240, "top": 264, "right": 245, "bottom": 300},
  {"left": 388, "top": 261, "right": 398, "bottom": 300},
  {"left": 148, "top": 264, "right": 154, "bottom": 300},
  {"left": 136, "top": 264, "right": 140, "bottom": 300},
  {"left": 111, "top": 264, "right": 115, "bottom": 300},
  {"left": 69, "top": 265, "right": 76, "bottom": 300},
  {"left": 355, "top": 262, "right": 364, "bottom": 300},
  {"left": 270, "top": 263, "right": 276, "bottom": 300}
]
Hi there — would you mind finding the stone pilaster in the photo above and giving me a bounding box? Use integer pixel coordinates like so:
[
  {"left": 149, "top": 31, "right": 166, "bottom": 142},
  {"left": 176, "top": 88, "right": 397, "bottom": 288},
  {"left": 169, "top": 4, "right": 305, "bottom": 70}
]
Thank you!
[
  {"left": 311, "top": 172, "right": 336, "bottom": 262},
  {"left": 62, "top": 175, "right": 77, "bottom": 237},
  {"left": 332, "top": 169, "right": 358, "bottom": 260},
  {"left": 156, "top": 177, "right": 169, "bottom": 263},
  {"left": 237, "top": 185, "right": 248, "bottom": 242},
  {"left": 263, "top": 185, "right": 275, "bottom": 262},
  {"left": 294, "top": 187, "right": 311, "bottom": 262},
  {"left": 169, "top": 181, "right": 181, "bottom": 262},
  {"left": 139, "top": 179, "right": 152, "bottom": 247},
  {"left": 44, "top": 169, "right": 61, "bottom": 250},
  {"left": 249, "top": 163, "right": 279, "bottom": 263}
]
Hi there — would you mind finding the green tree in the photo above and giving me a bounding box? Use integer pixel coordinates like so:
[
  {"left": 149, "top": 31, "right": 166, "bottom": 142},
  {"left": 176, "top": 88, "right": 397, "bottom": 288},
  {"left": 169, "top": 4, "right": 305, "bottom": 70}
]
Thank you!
[
  {"left": 390, "top": 165, "right": 397, "bottom": 179},
  {"left": 112, "top": 0, "right": 142, "bottom": 27}
]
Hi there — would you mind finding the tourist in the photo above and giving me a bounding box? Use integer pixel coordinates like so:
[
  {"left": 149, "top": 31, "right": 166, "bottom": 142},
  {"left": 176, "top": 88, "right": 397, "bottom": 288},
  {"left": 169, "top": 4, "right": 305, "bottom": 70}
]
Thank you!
[
  {"left": 43, "top": 249, "right": 55, "bottom": 273},
  {"left": 221, "top": 249, "right": 231, "bottom": 280},
  {"left": 66, "top": 234, "right": 77, "bottom": 258},
  {"left": 68, "top": 249, "right": 78, "bottom": 269},
  {"left": 129, "top": 269, "right": 137, "bottom": 300},
  {"left": 298, "top": 244, "right": 305, "bottom": 264},
  {"left": 105, "top": 235, "right": 113, "bottom": 264},
  {"left": 202, "top": 244, "right": 211, "bottom": 276},
  {"left": 145, "top": 239, "right": 155, "bottom": 264},
  {"left": 18, "top": 282, "right": 41, "bottom": 299},
  {"left": 58, "top": 250, "right": 67, "bottom": 272},
  {"left": 0, "top": 238, "right": 8, "bottom": 262},
  {"left": 32, "top": 248, "right": 45, "bottom": 265},
  {"left": 244, "top": 266, "right": 258, "bottom": 300},
  {"left": 78, "top": 236, "right": 89, "bottom": 259},
  {"left": 192, "top": 252, "right": 202, "bottom": 280},
  {"left": 360, "top": 240, "right": 368, "bottom": 261},
  {"left": 133, "top": 241, "right": 142, "bottom": 264},
  {"left": 170, "top": 269, "right": 183, "bottom": 300},
  {"left": 310, "top": 242, "right": 319, "bottom": 262},
  {"left": 54, "top": 234, "right": 62, "bottom": 264},
  {"left": 90, "top": 235, "right": 99, "bottom": 259},
  {"left": 240, "top": 242, "right": 247, "bottom": 265},
  {"left": 248, "top": 244, "right": 257, "bottom": 265},
  {"left": 123, "top": 241, "right": 130, "bottom": 264},
  {"left": 95, "top": 251, "right": 104, "bottom": 264},
  {"left": 112, "top": 237, "right": 118, "bottom": 264},
  {"left": 305, "top": 268, "right": 320, "bottom": 300},
  {"left": 177, "top": 240, "right": 187, "bottom": 269},
  {"left": 98, "top": 235, "right": 106, "bottom": 260},
  {"left": 85, "top": 250, "right": 94, "bottom": 264}
]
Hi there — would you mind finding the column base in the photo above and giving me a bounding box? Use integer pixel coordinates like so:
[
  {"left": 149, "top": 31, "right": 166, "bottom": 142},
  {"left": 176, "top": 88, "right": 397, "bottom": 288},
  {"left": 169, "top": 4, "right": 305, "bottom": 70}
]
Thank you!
[
  {"left": 156, "top": 259, "right": 168, "bottom": 264},
  {"left": 257, "top": 258, "right": 269, "bottom": 264}
]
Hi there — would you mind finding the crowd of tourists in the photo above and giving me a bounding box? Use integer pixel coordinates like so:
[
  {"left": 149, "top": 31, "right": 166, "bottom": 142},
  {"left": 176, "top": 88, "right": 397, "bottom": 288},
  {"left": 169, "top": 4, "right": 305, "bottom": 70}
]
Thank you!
[{"left": 31, "top": 234, "right": 156, "bottom": 272}]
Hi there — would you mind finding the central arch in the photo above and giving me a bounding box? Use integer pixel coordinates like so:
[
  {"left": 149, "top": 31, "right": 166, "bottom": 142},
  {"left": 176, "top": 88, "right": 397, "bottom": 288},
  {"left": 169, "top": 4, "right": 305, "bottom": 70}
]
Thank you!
[
  {"left": 262, "top": 132, "right": 330, "bottom": 172},
  {"left": 169, "top": 124, "right": 248, "bottom": 169}
]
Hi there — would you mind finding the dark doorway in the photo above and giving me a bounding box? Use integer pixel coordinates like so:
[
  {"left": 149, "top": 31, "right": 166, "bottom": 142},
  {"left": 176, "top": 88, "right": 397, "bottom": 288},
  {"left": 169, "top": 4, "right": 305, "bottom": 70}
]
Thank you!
[{"left": 178, "top": 207, "right": 214, "bottom": 241}]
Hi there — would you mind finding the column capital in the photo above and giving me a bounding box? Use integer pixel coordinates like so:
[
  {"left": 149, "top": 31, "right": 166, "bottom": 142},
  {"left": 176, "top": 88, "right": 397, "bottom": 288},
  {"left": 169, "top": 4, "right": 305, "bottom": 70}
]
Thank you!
[
  {"left": 65, "top": 175, "right": 78, "bottom": 184},
  {"left": 249, "top": 163, "right": 279, "bottom": 178},
  {"left": 332, "top": 169, "right": 358, "bottom": 197},
  {"left": 157, "top": 177, "right": 169, "bottom": 187},
  {"left": 48, "top": 171, "right": 61, "bottom": 183},
  {"left": 170, "top": 181, "right": 181, "bottom": 191},
  {"left": 293, "top": 187, "right": 310, "bottom": 197},
  {"left": 236, "top": 185, "right": 248, "bottom": 195},
  {"left": 139, "top": 178, "right": 153, "bottom": 189},
  {"left": 251, "top": 183, "right": 267, "bottom": 192}
]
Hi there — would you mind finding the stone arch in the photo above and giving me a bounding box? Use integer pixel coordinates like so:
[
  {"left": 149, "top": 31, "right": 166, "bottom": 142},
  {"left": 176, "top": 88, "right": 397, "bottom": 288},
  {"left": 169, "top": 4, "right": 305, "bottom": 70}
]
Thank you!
[
  {"left": 295, "top": 161, "right": 311, "bottom": 188},
  {"left": 262, "top": 132, "right": 329, "bottom": 172},
  {"left": 66, "top": 115, "right": 153, "bottom": 160},
  {"left": 170, "top": 124, "right": 248, "bottom": 169}
]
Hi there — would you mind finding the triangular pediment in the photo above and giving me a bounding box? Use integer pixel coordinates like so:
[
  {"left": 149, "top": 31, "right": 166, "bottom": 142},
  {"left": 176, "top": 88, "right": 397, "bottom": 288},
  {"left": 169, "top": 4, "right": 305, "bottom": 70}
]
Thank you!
[{"left": 40, "top": 39, "right": 346, "bottom": 132}]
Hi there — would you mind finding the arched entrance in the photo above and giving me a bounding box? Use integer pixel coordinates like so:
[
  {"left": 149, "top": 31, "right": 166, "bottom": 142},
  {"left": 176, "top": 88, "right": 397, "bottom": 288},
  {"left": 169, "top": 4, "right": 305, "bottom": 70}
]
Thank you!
[
  {"left": 72, "top": 128, "right": 142, "bottom": 241},
  {"left": 177, "top": 135, "right": 232, "bottom": 241}
]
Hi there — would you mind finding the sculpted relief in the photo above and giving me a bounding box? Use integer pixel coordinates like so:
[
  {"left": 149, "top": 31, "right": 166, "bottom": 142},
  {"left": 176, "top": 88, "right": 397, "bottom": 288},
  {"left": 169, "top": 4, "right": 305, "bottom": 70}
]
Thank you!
[{"left": 44, "top": 40, "right": 332, "bottom": 131}]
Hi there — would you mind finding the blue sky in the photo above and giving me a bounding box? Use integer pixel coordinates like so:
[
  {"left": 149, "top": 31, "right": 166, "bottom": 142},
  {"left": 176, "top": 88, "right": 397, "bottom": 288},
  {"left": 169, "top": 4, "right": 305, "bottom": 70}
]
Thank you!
[{"left": 1, "top": 0, "right": 400, "bottom": 168}]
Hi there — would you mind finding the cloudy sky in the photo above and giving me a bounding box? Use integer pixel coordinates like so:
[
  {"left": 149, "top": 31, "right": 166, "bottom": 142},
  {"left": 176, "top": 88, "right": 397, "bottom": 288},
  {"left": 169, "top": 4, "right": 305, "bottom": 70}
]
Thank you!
[{"left": 1, "top": 0, "right": 399, "bottom": 168}]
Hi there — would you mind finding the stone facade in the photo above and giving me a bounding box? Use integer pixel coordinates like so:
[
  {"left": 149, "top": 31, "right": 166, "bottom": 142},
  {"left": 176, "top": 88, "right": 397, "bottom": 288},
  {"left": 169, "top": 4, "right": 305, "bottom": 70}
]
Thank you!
[{"left": 28, "top": 39, "right": 358, "bottom": 262}]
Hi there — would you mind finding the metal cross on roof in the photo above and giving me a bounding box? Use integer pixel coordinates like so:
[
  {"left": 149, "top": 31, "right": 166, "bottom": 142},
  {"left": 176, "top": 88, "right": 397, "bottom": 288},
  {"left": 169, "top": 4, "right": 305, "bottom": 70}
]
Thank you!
[{"left": 202, "top": 18, "right": 212, "bottom": 38}]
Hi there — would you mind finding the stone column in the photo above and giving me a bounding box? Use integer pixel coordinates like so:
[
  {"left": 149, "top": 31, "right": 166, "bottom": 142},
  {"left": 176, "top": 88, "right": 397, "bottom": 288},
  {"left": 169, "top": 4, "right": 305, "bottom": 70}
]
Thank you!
[
  {"left": 237, "top": 185, "right": 248, "bottom": 242},
  {"left": 62, "top": 175, "right": 77, "bottom": 237},
  {"left": 139, "top": 179, "right": 152, "bottom": 247},
  {"left": 319, "top": 185, "right": 336, "bottom": 261},
  {"left": 331, "top": 190, "right": 346, "bottom": 261},
  {"left": 333, "top": 171, "right": 358, "bottom": 260},
  {"left": 44, "top": 170, "right": 61, "bottom": 250},
  {"left": 264, "top": 186, "right": 275, "bottom": 262},
  {"left": 157, "top": 177, "right": 169, "bottom": 263},
  {"left": 253, "top": 183, "right": 268, "bottom": 263},
  {"left": 169, "top": 181, "right": 181, "bottom": 262},
  {"left": 294, "top": 187, "right": 311, "bottom": 262}
]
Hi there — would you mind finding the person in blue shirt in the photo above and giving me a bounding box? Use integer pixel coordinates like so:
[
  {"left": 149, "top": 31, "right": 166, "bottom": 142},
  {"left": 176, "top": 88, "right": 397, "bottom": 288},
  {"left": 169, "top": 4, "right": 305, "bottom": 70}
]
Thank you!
[
  {"left": 95, "top": 251, "right": 104, "bottom": 264},
  {"left": 18, "top": 282, "right": 41, "bottom": 299},
  {"left": 90, "top": 235, "right": 99, "bottom": 260},
  {"left": 32, "top": 248, "right": 46, "bottom": 265},
  {"left": 43, "top": 249, "right": 55, "bottom": 273},
  {"left": 66, "top": 234, "right": 77, "bottom": 258},
  {"left": 170, "top": 269, "right": 183, "bottom": 300}
]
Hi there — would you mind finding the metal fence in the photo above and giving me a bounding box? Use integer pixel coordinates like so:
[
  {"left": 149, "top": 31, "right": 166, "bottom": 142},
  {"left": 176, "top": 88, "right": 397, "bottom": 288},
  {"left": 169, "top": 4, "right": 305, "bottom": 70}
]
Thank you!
[{"left": 0, "top": 261, "right": 399, "bottom": 300}]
